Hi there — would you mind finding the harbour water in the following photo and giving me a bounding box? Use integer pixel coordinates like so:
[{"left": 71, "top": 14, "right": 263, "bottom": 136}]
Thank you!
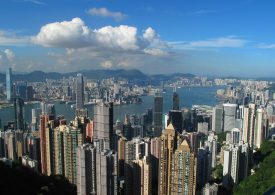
[{"left": 0, "top": 86, "right": 224, "bottom": 126}]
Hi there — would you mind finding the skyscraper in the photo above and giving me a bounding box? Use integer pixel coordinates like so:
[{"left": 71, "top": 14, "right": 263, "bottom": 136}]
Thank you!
[
  {"left": 96, "top": 150, "right": 117, "bottom": 195},
  {"left": 212, "top": 106, "right": 223, "bottom": 133},
  {"left": 133, "top": 156, "right": 152, "bottom": 195},
  {"left": 63, "top": 125, "right": 83, "bottom": 184},
  {"left": 76, "top": 143, "right": 97, "bottom": 195},
  {"left": 6, "top": 68, "right": 12, "bottom": 102},
  {"left": 171, "top": 139, "right": 196, "bottom": 195},
  {"left": 158, "top": 124, "right": 176, "bottom": 195},
  {"left": 76, "top": 73, "right": 84, "bottom": 110},
  {"left": 223, "top": 103, "right": 237, "bottom": 132},
  {"left": 14, "top": 97, "right": 25, "bottom": 130},
  {"left": 153, "top": 95, "right": 163, "bottom": 137},
  {"left": 172, "top": 90, "right": 180, "bottom": 110},
  {"left": 93, "top": 102, "right": 114, "bottom": 151},
  {"left": 168, "top": 110, "right": 183, "bottom": 134},
  {"left": 40, "top": 114, "right": 48, "bottom": 175}
]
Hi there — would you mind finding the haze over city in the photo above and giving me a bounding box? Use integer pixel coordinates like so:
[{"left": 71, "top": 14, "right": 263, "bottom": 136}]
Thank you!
[
  {"left": 1, "top": 0, "right": 275, "bottom": 76},
  {"left": 1, "top": 1, "right": 275, "bottom": 195}
]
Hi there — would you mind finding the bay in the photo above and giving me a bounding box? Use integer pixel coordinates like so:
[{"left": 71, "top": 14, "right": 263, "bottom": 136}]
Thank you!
[{"left": 0, "top": 86, "right": 224, "bottom": 127}]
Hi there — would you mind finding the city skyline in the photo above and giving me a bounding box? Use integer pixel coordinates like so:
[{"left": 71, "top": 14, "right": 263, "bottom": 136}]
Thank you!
[{"left": 1, "top": 0, "right": 275, "bottom": 77}]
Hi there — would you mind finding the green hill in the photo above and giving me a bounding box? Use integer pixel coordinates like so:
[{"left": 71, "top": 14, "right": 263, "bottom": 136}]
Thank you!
[
  {"left": 234, "top": 140, "right": 275, "bottom": 195},
  {"left": 0, "top": 161, "right": 76, "bottom": 195}
]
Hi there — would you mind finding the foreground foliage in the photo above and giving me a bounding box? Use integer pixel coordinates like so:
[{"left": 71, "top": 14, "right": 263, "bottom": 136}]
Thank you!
[
  {"left": 0, "top": 161, "right": 76, "bottom": 195},
  {"left": 234, "top": 140, "right": 275, "bottom": 195}
]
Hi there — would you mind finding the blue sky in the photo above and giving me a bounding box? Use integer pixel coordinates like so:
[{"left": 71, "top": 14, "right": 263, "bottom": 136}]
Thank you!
[{"left": 0, "top": 0, "right": 275, "bottom": 77}]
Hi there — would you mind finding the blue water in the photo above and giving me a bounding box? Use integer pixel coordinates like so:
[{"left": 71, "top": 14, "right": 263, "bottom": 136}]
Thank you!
[{"left": 0, "top": 86, "right": 223, "bottom": 126}]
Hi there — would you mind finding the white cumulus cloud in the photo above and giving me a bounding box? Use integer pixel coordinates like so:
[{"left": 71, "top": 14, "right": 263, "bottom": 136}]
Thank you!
[
  {"left": 32, "top": 18, "right": 92, "bottom": 48},
  {"left": 32, "top": 17, "right": 163, "bottom": 51},
  {"left": 95, "top": 25, "right": 139, "bottom": 50},
  {"left": 144, "top": 48, "right": 168, "bottom": 57},
  {"left": 4, "top": 49, "right": 15, "bottom": 61},
  {"left": 101, "top": 60, "right": 113, "bottom": 68},
  {"left": 87, "top": 8, "right": 126, "bottom": 21}
]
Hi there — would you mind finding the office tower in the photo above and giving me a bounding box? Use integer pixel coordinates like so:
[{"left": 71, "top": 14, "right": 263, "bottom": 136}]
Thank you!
[
  {"left": 172, "top": 90, "right": 180, "bottom": 110},
  {"left": 197, "top": 147, "right": 211, "bottom": 189},
  {"left": 158, "top": 124, "right": 177, "bottom": 195},
  {"left": 153, "top": 95, "right": 163, "bottom": 137},
  {"left": 168, "top": 110, "right": 183, "bottom": 134},
  {"left": 63, "top": 125, "right": 83, "bottom": 184},
  {"left": 26, "top": 85, "right": 35, "bottom": 101},
  {"left": 203, "top": 183, "right": 218, "bottom": 195},
  {"left": 212, "top": 106, "right": 223, "bottom": 133},
  {"left": 171, "top": 139, "right": 196, "bottom": 195},
  {"left": 133, "top": 156, "right": 152, "bottom": 195},
  {"left": 76, "top": 73, "right": 84, "bottom": 110},
  {"left": 14, "top": 97, "right": 25, "bottom": 130},
  {"left": 93, "top": 102, "right": 114, "bottom": 151},
  {"left": 223, "top": 103, "right": 237, "bottom": 132},
  {"left": 16, "top": 81, "right": 27, "bottom": 100},
  {"left": 96, "top": 150, "right": 117, "bottom": 195},
  {"left": 76, "top": 143, "right": 96, "bottom": 195},
  {"left": 6, "top": 68, "right": 12, "bottom": 101},
  {"left": 46, "top": 104, "right": 56, "bottom": 119}
]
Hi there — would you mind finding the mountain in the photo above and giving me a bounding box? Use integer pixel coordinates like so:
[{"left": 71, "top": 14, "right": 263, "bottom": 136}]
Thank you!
[{"left": 0, "top": 69, "right": 195, "bottom": 84}]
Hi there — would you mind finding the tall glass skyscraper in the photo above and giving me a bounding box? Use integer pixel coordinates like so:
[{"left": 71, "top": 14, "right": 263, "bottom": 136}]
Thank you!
[
  {"left": 14, "top": 97, "right": 25, "bottom": 130},
  {"left": 6, "top": 68, "right": 12, "bottom": 102},
  {"left": 76, "top": 73, "right": 84, "bottom": 110},
  {"left": 153, "top": 95, "right": 163, "bottom": 137}
]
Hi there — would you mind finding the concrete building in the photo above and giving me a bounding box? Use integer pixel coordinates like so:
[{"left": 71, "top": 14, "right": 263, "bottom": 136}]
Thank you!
[
  {"left": 223, "top": 103, "right": 237, "bottom": 132},
  {"left": 76, "top": 144, "right": 96, "bottom": 195},
  {"left": 93, "top": 102, "right": 114, "bottom": 151},
  {"left": 153, "top": 95, "right": 163, "bottom": 137}
]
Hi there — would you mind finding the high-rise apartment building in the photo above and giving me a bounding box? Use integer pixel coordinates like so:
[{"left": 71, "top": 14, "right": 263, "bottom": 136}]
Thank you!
[
  {"left": 96, "top": 150, "right": 117, "bottom": 195},
  {"left": 171, "top": 139, "right": 196, "bottom": 195},
  {"left": 93, "top": 102, "right": 114, "bottom": 151},
  {"left": 133, "top": 156, "right": 152, "bottom": 195},
  {"left": 76, "top": 143, "right": 96, "bottom": 195}
]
